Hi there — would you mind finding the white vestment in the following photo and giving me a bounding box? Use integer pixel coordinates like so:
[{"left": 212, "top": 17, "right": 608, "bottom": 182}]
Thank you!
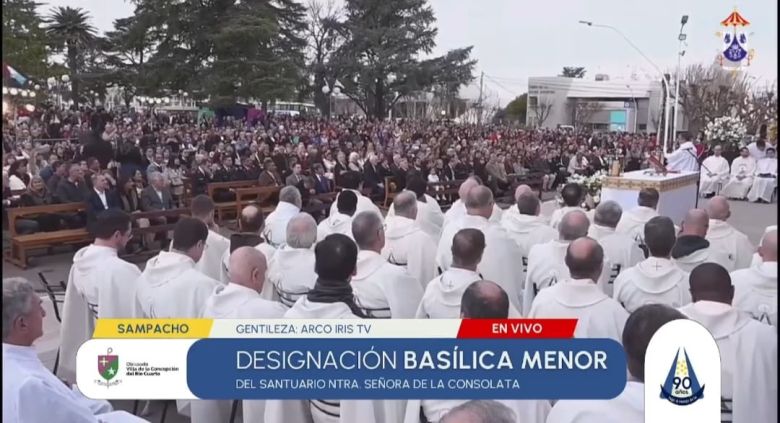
[
  {"left": 3, "top": 344, "right": 146, "bottom": 423},
  {"left": 615, "top": 205, "right": 659, "bottom": 246},
  {"left": 263, "top": 201, "right": 301, "bottom": 248},
  {"left": 436, "top": 214, "right": 523, "bottom": 312},
  {"left": 317, "top": 212, "right": 355, "bottom": 241},
  {"left": 329, "top": 189, "right": 383, "bottom": 222},
  {"left": 706, "top": 219, "right": 755, "bottom": 271},
  {"left": 219, "top": 241, "right": 277, "bottom": 284},
  {"left": 700, "top": 155, "right": 730, "bottom": 195},
  {"left": 751, "top": 225, "right": 777, "bottom": 267},
  {"left": 587, "top": 224, "right": 644, "bottom": 286},
  {"left": 500, "top": 209, "right": 557, "bottom": 285},
  {"left": 387, "top": 193, "right": 445, "bottom": 240},
  {"left": 549, "top": 206, "right": 587, "bottom": 230},
  {"left": 60, "top": 245, "right": 141, "bottom": 382},
  {"left": 263, "top": 245, "right": 317, "bottom": 307},
  {"left": 613, "top": 257, "right": 691, "bottom": 313},
  {"left": 382, "top": 215, "right": 437, "bottom": 289},
  {"left": 442, "top": 199, "right": 502, "bottom": 229},
  {"left": 731, "top": 262, "right": 778, "bottom": 327},
  {"left": 746, "top": 157, "right": 777, "bottom": 202},
  {"left": 672, "top": 238, "right": 734, "bottom": 272},
  {"left": 665, "top": 141, "right": 698, "bottom": 172},
  {"left": 721, "top": 156, "right": 757, "bottom": 199},
  {"left": 528, "top": 278, "right": 628, "bottom": 343},
  {"left": 192, "top": 283, "right": 286, "bottom": 423},
  {"left": 403, "top": 398, "right": 550, "bottom": 423},
  {"left": 416, "top": 268, "right": 480, "bottom": 319},
  {"left": 524, "top": 240, "right": 611, "bottom": 314},
  {"left": 193, "top": 230, "right": 230, "bottom": 281},
  {"left": 747, "top": 141, "right": 768, "bottom": 160},
  {"left": 679, "top": 301, "right": 777, "bottom": 423},
  {"left": 351, "top": 250, "right": 423, "bottom": 318},
  {"left": 546, "top": 381, "right": 643, "bottom": 423}
]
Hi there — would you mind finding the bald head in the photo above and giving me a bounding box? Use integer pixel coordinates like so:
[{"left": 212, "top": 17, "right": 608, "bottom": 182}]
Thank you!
[
  {"left": 681, "top": 209, "right": 709, "bottom": 237},
  {"left": 458, "top": 178, "right": 480, "bottom": 200},
  {"left": 559, "top": 210, "right": 590, "bottom": 241},
  {"left": 565, "top": 237, "right": 604, "bottom": 281},
  {"left": 465, "top": 186, "right": 494, "bottom": 219},
  {"left": 239, "top": 204, "right": 265, "bottom": 233},
  {"left": 759, "top": 229, "right": 778, "bottom": 262},
  {"left": 706, "top": 196, "right": 730, "bottom": 221},
  {"left": 228, "top": 247, "right": 268, "bottom": 293},
  {"left": 461, "top": 280, "right": 510, "bottom": 319},
  {"left": 514, "top": 184, "right": 532, "bottom": 201},
  {"left": 689, "top": 262, "right": 733, "bottom": 304},
  {"left": 393, "top": 191, "right": 418, "bottom": 220},
  {"left": 286, "top": 213, "right": 317, "bottom": 249},
  {"left": 451, "top": 228, "right": 486, "bottom": 270}
]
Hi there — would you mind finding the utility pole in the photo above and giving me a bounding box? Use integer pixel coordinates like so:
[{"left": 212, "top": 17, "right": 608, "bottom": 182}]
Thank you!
[{"left": 477, "top": 71, "right": 484, "bottom": 125}]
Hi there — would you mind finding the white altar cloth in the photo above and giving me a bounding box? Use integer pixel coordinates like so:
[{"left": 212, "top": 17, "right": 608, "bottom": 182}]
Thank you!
[{"left": 601, "top": 170, "right": 699, "bottom": 226}]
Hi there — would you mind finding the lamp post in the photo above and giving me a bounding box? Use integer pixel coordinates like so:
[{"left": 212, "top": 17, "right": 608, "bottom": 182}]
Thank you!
[
  {"left": 625, "top": 84, "right": 639, "bottom": 133},
  {"left": 579, "top": 20, "right": 673, "bottom": 151},
  {"left": 672, "top": 15, "right": 689, "bottom": 145},
  {"left": 321, "top": 84, "right": 341, "bottom": 119}
]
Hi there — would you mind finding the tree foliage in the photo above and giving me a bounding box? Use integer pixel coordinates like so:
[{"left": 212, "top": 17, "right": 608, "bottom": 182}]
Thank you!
[
  {"left": 560, "top": 66, "right": 586, "bottom": 78},
  {"left": 45, "top": 6, "right": 97, "bottom": 106},
  {"left": 504, "top": 93, "right": 527, "bottom": 123},
  {"left": 2, "top": 0, "right": 48, "bottom": 79},
  {"left": 306, "top": 0, "right": 344, "bottom": 115},
  {"left": 574, "top": 100, "right": 604, "bottom": 128},
  {"left": 678, "top": 63, "right": 751, "bottom": 135}
]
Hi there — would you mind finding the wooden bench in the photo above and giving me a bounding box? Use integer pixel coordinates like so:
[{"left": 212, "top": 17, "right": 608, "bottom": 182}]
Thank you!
[
  {"left": 383, "top": 176, "right": 399, "bottom": 208},
  {"left": 512, "top": 172, "right": 545, "bottom": 199},
  {"left": 121, "top": 208, "right": 192, "bottom": 262},
  {"left": 206, "top": 180, "right": 258, "bottom": 223},
  {"left": 426, "top": 179, "right": 463, "bottom": 209},
  {"left": 4, "top": 202, "right": 89, "bottom": 269},
  {"left": 233, "top": 186, "right": 282, "bottom": 218}
]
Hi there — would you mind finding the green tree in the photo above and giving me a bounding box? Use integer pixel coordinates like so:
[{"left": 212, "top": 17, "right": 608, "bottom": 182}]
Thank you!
[
  {"left": 560, "top": 66, "right": 586, "bottom": 78},
  {"left": 103, "top": 11, "right": 159, "bottom": 105},
  {"left": 504, "top": 93, "right": 527, "bottom": 123},
  {"left": 306, "top": 0, "right": 344, "bottom": 115},
  {"left": 45, "top": 6, "right": 97, "bottom": 106},
  {"left": 2, "top": 0, "right": 48, "bottom": 79}
]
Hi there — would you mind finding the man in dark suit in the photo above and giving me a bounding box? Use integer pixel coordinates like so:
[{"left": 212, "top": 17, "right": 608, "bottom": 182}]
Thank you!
[
  {"left": 258, "top": 159, "right": 283, "bottom": 187},
  {"left": 312, "top": 164, "right": 333, "bottom": 194},
  {"left": 140, "top": 171, "right": 175, "bottom": 211},
  {"left": 362, "top": 153, "right": 384, "bottom": 198},
  {"left": 55, "top": 163, "right": 90, "bottom": 203},
  {"left": 86, "top": 173, "right": 121, "bottom": 222}
]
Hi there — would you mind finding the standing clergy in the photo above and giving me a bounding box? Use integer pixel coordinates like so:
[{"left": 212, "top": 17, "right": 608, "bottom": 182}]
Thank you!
[
  {"left": 665, "top": 133, "right": 700, "bottom": 172},
  {"left": 587, "top": 201, "right": 644, "bottom": 288},
  {"left": 264, "top": 213, "right": 318, "bottom": 307},
  {"left": 679, "top": 263, "right": 777, "bottom": 423},
  {"left": 382, "top": 192, "right": 437, "bottom": 289},
  {"left": 721, "top": 147, "right": 757, "bottom": 200},
  {"left": 442, "top": 177, "right": 502, "bottom": 228},
  {"left": 529, "top": 237, "right": 629, "bottom": 342},
  {"left": 193, "top": 247, "right": 286, "bottom": 423},
  {"left": 328, "top": 171, "right": 383, "bottom": 222},
  {"left": 318, "top": 190, "right": 357, "bottom": 241},
  {"left": 220, "top": 204, "right": 276, "bottom": 284},
  {"left": 731, "top": 229, "right": 777, "bottom": 326},
  {"left": 699, "top": 145, "right": 731, "bottom": 196},
  {"left": 263, "top": 186, "right": 302, "bottom": 247},
  {"left": 60, "top": 210, "right": 141, "bottom": 382},
  {"left": 747, "top": 147, "right": 777, "bottom": 203},
  {"left": 613, "top": 217, "right": 691, "bottom": 313},
  {"left": 525, "top": 210, "right": 610, "bottom": 314},
  {"left": 549, "top": 183, "right": 587, "bottom": 230},
  {"left": 546, "top": 304, "right": 686, "bottom": 423},
  {"left": 3, "top": 277, "right": 148, "bottom": 423},
  {"left": 672, "top": 209, "right": 732, "bottom": 272},
  {"left": 706, "top": 196, "right": 755, "bottom": 270},
  {"left": 615, "top": 188, "right": 661, "bottom": 247},
  {"left": 351, "top": 211, "right": 423, "bottom": 318},
  {"left": 188, "top": 195, "right": 230, "bottom": 281},
  {"left": 436, "top": 186, "right": 522, "bottom": 312},
  {"left": 387, "top": 176, "right": 444, "bottom": 240},
  {"left": 501, "top": 191, "right": 557, "bottom": 284}
]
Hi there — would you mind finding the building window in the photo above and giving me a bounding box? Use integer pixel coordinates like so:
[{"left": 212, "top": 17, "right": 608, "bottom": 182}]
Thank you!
[{"left": 638, "top": 124, "right": 647, "bottom": 131}]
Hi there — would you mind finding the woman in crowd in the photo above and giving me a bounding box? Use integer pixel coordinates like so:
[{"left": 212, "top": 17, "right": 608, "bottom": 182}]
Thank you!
[
  {"left": 19, "top": 175, "right": 61, "bottom": 231},
  {"left": 8, "top": 160, "right": 31, "bottom": 191},
  {"left": 165, "top": 156, "right": 185, "bottom": 207}
]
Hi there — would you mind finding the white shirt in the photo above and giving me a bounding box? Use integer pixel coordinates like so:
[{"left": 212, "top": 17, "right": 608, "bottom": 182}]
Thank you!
[
  {"left": 94, "top": 188, "right": 108, "bottom": 209},
  {"left": 263, "top": 201, "right": 301, "bottom": 248},
  {"left": 154, "top": 188, "right": 164, "bottom": 206}
]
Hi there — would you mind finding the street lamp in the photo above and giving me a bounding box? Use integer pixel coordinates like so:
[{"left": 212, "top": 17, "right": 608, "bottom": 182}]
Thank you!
[
  {"left": 672, "top": 15, "right": 689, "bottom": 145},
  {"left": 322, "top": 84, "right": 341, "bottom": 118},
  {"left": 626, "top": 84, "right": 639, "bottom": 133},
  {"left": 61, "top": 75, "right": 69, "bottom": 83}
]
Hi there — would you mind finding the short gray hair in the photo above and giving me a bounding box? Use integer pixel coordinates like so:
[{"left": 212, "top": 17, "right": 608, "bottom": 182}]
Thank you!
[
  {"left": 148, "top": 171, "right": 164, "bottom": 183},
  {"left": 3, "top": 277, "right": 35, "bottom": 341},
  {"left": 393, "top": 191, "right": 417, "bottom": 218},
  {"left": 594, "top": 201, "right": 622, "bottom": 228},
  {"left": 352, "top": 211, "right": 383, "bottom": 250},
  {"left": 279, "top": 186, "right": 302, "bottom": 209},
  {"left": 286, "top": 213, "right": 317, "bottom": 248},
  {"left": 440, "top": 400, "right": 516, "bottom": 423}
]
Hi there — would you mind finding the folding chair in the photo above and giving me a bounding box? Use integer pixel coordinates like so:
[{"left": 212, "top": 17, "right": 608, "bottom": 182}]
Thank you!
[{"left": 38, "top": 272, "right": 66, "bottom": 375}]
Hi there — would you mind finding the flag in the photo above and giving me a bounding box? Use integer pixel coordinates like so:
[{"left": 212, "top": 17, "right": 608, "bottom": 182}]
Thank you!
[{"left": 3, "top": 63, "right": 28, "bottom": 87}]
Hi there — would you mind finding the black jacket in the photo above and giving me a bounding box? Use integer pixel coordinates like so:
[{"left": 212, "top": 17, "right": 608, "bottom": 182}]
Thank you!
[{"left": 86, "top": 189, "right": 122, "bottom": 221}]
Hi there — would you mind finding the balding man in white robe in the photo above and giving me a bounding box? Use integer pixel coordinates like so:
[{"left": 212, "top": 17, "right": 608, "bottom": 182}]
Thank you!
[
  {"left": 706, "top": 196, "right": 755, "bottom": 270},
  {"left": 188, "top": 195, "right": 230, "bottom": 281},
  {"left": 615, "top": 187, "right": 662, "bottom": 247},
  {"left": 436, "top": 186, "right": 522, "bottom": 312},
  {"left": 587, "top": 201, "right": 643, "bottom": 288},
  {"left": 193, "top": 247, "right": 285, "bottom": 423},
  {"left": 747, "top": 147, "right": 777, "bottom": 203},
  {"left": 547, "top": 304, "right": 685, "bottom": 423},
  {"left": 529, "top": 238, "right": 628, "bottom": 343},
  {"left": 442, "top": 177, "right": 502, "bottom": 228},
  {"left": 549, "top": 183, "right": 588, "bottom": 230},
  {"left": 263, "top": 186, "right": 302, "bottom": 247},
  {"left": 700, "top": 145, "right": 731, "bottom": 196},
  {"left": 318, "top": 190, "right": 357, "bottom": 241},
  {"left": 665, "top": 135, "right": 699, "bottom": 172},
  {"left": 264, "top": 213, "right": 318, "bottom": 307},
  {"left": 732, "top": 230, "right": 777, "bottom": 326},
  {"left": 672, "top": 209, "right": 732, "bottom": 272},
  {"left": 501, "top": 188, "right": 556, "bottom": 282},
  {"left": 383, "top": 192, "right": 437, "bottom": 289},
  {"left": 722, "top": 147, "right": 757, "bottom": 200},
  {"left": 387, "top": 176, "right": 444, "bottom": 240},
  {"left": 679, "top": 263, "right": 777, "bottom": 423},
  {"left": 751, "top": 225, "right": 777, "bottom": 266},
  {"left": 219, "top": 204, "right": 276, "bottom": 284}
]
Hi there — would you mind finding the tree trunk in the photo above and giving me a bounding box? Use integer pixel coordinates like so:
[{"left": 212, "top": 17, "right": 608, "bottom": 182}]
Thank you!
[
  {"left": 313, "top": 70, "right": 328, "bottom": 116},
  {"left": 373, "top": 78, "right": 385, "bottom": 119},
  {"left": 67, "top": 42, "right": 80, "bottom": 108}
]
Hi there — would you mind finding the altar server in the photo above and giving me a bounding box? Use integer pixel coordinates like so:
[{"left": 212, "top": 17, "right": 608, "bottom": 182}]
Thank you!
[
  {"left": 436, "top": 186, "right": 522, "bottom": 312},
  {"left": 383, "top": 192, "right": 437, "bottom": 289},
  {"left": 318, "top": 190, "right": 357, "bottom": 241},
  {"left": 613, "top": 216, "right": 691, "bottom": 312},
  {"left": 680, "top": 263, "right": 777, "bottom": 423},
  {"left": 189, "top": 195, "right": 230, "bottom": 281},
  {"left": 387, "top": 175, "right": 444, "bottom": 240},
  {"left": 732, "top": 229, "right": 777, "bottom": 326},
  {"left": 706, "top": 196, "right": 755, "bottom": 270},
  {"left": 351, "top": 211, "right": 422, "bottom": 318},
  {"left": 665, "top": 133, "right": 699, "bottom": 172},
  {"left": 721, "top": 147, "right": 757, "bottom": 200},
  {"left": 547, "top": 304, "right": 686, "bottom": 423},
  {"left": 501, "top": 191, "right": 556, "bottom": 283},
  {"left": 672, "top": 209, "right": 732, "bottom": 272},
  {"left": 60, "top": 210, "right": 140, "bottom": 382},
  {"left": 587, "top": 201, "right": 644, "bottom": 287},
  {"left": 528, "top": 237, "right": 628, "bottom": 342},
  {"left": 549, "top": 183, "right": 587, "bottom": 230},
  {"left": 263, "top": 186, "right": 302, "bottom": 247},
  {"left": 328, "top": 171, "right": 383, "bottom": 222},
  {"left": 264, "top": 213, "right": 318, "bottom": 307},
  {"left": 615, "top": 187, "right": 661, "bottom": 246},
  {"left": 3, "top": 277, "right": 147, "bottom": 423},
  {"left": 700, "top": 145, "right": 731, "bottom": 196},
  {"left": 442, "top": 177, "right": 502, "bottom": 228},
  {"left": 747, "top": 147, "right": 777, "bottom": 203}
]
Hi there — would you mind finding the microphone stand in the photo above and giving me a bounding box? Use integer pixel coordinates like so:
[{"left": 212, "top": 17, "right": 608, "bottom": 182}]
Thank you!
[{"left": 685, "top": 148, "right": 710, "bottom": 207}]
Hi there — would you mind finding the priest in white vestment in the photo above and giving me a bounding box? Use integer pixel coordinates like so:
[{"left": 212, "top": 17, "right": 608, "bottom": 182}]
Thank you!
[
  {"left": 500, "top": 191, "right": 556, "bottom": 285},
  {"left": 387, "top": 176, "right": 444, "bottom": 240},
  {"left": 529, "top": 238, "right": 628, "bottom": 343},
  {"left": 747, "top": 147, "right": 777, "bottom": 203},
  {"left": 679, "top": 263, "right": 778, "bottom": 423},
  {"left": 60, "top": 210, "right": 141, "bottom": 382},
  {"left": 318, "top": 190, "right": 357, "bottom": 241},
  {"left": 549, "top": 183, "right": 588, "bottom": 230},
  {"left": 185, "top": 195, "right": 230, "bottom": 281},
  {"left": 587, "top": 201, "right": 644, "bottom": 286},
  {"left": 705, "top": 196, "right": 755, "bottom": 270},
  {"left": 672, "top": 209, "right": 732, "bottom": 272},
  {"left": 721, "top": 148, "right": 757, "bottom": 200},
  {"left": 615, "top": 187, "right": 662, "bottom": 246},
  {"left": 263, "top": 186, "right": 302, "bottom": 247},
  {"left": 547, "top": 304, "right": 686, "bottom": 423},
  {"left": 328, "top": 171, "right": 383, "bottom": 222},
  {"left": 263, "top": 213, "right": 318, "bottom": 307},
  {"left": 219, "top": 204, "right": 277, "bottom": 284},
  {"left": 436, "top": 186, "right": 522, "bottom": 312},
  {"left": 700, "top": 145, "right": 731, "bottom": 196},
  {"left": 442, "top": 177, "right": 502, "bottom": 229},
  {"left": 731, "top": 230, "right": 777, "bottom": 326},
  {"left": 665, "top": 135, "right": 700, "bottom": 172},
  {"left": 193, "top": 247, "right": 286, "bottom": 423},
  {"left": 350, "top": 211, "right": 423, "bottom": 318},
  {"left": 383, "top": 192, "right": 437, "bottom": 289},
  {"left": 751, "top": 225, "right": 777, "bottom": 267},
  {"left": 3, "top": 277, "right": 147, "bottom": 423},
  {"left": 614, "top": 216, "right": 691, "bottom": 313},
  {"left": 747, "top": 138, "right": 769, "bottom": 160}
]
